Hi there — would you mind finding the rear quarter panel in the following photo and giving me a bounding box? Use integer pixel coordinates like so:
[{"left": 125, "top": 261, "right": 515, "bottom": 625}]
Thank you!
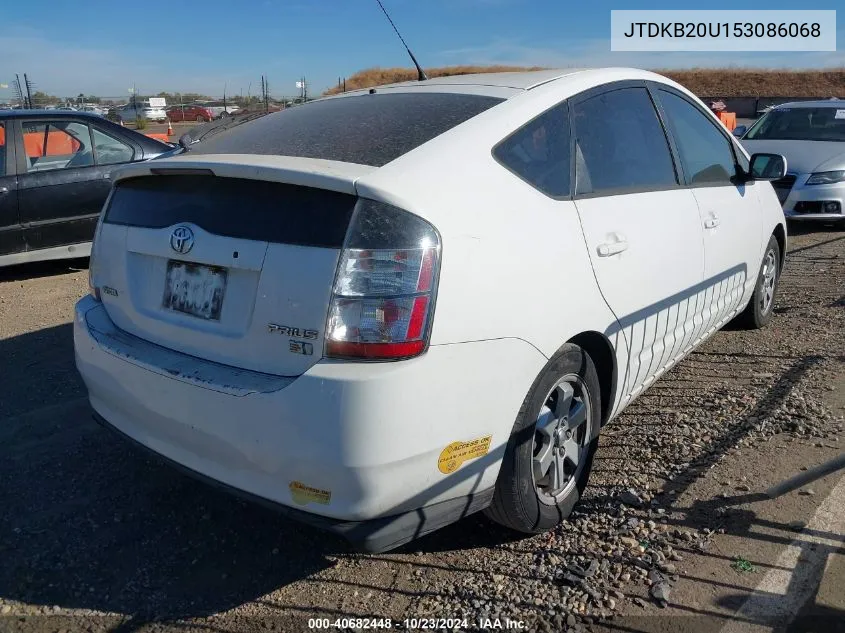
[{"left": 354, "top": 74, "right": 632, "bottom": 408}]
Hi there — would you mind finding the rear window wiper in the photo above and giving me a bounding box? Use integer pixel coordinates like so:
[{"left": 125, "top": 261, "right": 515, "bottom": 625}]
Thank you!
[{"left": 177, "top": 133, "right": 197, "bottom": 152}]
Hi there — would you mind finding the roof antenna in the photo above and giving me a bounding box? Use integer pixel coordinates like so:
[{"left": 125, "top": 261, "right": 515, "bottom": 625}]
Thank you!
[{"left": 374, "top": 0, "right": 428, "bottom": 81}]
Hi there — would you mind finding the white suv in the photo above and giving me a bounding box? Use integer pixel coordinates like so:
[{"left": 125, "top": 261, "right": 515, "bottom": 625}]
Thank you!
[{"left": 75, "top": 68, "right": 787, "bottom": 552}]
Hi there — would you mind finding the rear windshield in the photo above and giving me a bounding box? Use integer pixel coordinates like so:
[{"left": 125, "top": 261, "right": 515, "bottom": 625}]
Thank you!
[
  {"left": 105, "top": 176, "right": 357, "bottom": 248},
  {"left": 190, "top": 92, "right": 505, "bottom": 167}
]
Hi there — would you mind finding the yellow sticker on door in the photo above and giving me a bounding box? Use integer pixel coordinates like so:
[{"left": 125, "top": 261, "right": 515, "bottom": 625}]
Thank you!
[
  {"left": 289, "top": 481, "right": 332, "bottom": 506},
  {"left": 438, "top": 435, "right": 492, "bottom": 474}
]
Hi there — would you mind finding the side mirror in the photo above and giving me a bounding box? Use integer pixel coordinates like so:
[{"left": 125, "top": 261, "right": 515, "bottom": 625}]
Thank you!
[
  {"left": 732, "top": 125, "right": 747, "bottom": 138},
  {"left": 748, "top": 153, "right": 787, "bottom": 181}
]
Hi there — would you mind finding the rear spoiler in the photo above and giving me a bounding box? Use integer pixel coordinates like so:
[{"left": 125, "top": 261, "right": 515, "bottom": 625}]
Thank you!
[{"left": 111, "top": 154, "right": 377, "bottom": 195}]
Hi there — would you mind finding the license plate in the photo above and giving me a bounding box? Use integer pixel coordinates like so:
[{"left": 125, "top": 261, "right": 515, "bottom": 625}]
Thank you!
[{"left": 163, "top": 260, "right": 227, "bottom": 320}]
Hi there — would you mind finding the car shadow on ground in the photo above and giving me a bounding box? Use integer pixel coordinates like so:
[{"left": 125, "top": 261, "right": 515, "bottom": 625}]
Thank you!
[
  {"left": 0, "top": 324, "right": 346, "bottom": 623},
  {"left": 786, "top": 220, "right": 845, "bottom": 238},
  {"left": 0, "top": 322, "right": 520, "bottom": 625},
  {"left": 0, "top": 257, "right": 89, "bottom": 283}
]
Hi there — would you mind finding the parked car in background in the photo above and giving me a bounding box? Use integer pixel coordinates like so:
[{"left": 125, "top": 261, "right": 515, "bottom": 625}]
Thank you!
[
  {"left": 116, "top": 102, "right": 168, "bottom": 123},
  {"left": 166, "top": 105, "right": 214, "bottom": 122},
  {"left": 80, "top": 105, "right": 105, "bottom": 116},
  {"left": 77, "top": 68, "right": 788, "bottom": 552},
  {"left": 0, "top": 110, "right": 172, "bottom": 266},
  {"left": 737, "top": 100, "right": 845, "bottom": 227},
  {"left": 217, "top": 104, "right": 240, "bottom": 117},
  {"left": 192, "top": 102, "right": 241, "bottom": 118}
]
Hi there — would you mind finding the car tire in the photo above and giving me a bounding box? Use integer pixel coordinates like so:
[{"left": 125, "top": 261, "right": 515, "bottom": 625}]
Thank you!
[
  {"left": 197, "top": 116, "right": 207, "bottom": 123},
  {"left": 484, "top": 343, "right": 601, "bottom": 534},
  {"left": 735, "top": 234, "right": 781, "bottom": 330}
]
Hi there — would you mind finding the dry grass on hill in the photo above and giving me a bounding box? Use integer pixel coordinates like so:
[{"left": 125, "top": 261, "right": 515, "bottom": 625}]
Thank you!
[
  {"left": 323, "top": 65, "right": 544, "bottom": 95},
  {"left": 324, "top": 65, "right": 845, "bottom": 98},
  {"left": 660, "top": 67, "right": 845, "bottom": 97}
]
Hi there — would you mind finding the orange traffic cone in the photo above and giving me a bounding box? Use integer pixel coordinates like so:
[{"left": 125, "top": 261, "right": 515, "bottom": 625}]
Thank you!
[{"left": 167, "top": 119, "right": 174, "bottom": 136}]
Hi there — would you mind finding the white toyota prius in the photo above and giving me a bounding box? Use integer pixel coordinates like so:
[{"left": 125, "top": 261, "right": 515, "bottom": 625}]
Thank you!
[{"left": 75, "top": 68, "right": 788, "bottom": 552}]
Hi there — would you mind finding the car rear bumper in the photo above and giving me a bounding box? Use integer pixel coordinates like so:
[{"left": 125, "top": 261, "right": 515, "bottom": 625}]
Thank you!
[
  {"left": 74, "top": 296, "right": 546, "bottom": 549},
  {"left": 91, "top": 409, "right": 493, "bottom": 552}
]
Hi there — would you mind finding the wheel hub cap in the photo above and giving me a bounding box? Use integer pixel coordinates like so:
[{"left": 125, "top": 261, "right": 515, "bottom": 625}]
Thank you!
[
  {"left": 532, "top": 375, "right": 592, "bottom": 504},
  {"left": 760, "top": 248, "right": 777, "bottom": 315}
]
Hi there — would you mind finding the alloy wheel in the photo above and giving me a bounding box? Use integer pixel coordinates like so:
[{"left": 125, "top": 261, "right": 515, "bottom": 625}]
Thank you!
[
  {"left": 760, "top": 248, "right": 778, "bottom": 315},
  {"left": 532, "top": 374, "right": 592, "bottom": 504}
]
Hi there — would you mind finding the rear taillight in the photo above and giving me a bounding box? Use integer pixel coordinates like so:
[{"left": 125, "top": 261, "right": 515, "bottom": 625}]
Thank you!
[
  {"left": 88, "top": 222, "right": 101, "bottom": 301},
  {"left": 326, "top": 200, "right": 440, "bottom": 360},
  {"left": 88, "top": 199, "right": 109, "bottom": 301}
]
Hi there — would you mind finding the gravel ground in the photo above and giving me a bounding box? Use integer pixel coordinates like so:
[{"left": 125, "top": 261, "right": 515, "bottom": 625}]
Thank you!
[{"left": 0, "top": 223, "right": 843, "bottom": 633}]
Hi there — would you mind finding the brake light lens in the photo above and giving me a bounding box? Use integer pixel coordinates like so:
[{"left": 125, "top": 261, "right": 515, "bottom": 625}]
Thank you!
[
  {"left": 88, "top": 220, "right": 103, "bottom": 301},
  {"left": 326, "top": 200, "right": 440, "bottom": 360}
]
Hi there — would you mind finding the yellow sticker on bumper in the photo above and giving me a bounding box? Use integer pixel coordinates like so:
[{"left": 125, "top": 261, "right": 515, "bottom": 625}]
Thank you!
[
  {"left": 289, "top": 481, "right": 331, "bottom": 506},
  {"left": 438, "top": 435, "right": 492, "bottom": 474}
]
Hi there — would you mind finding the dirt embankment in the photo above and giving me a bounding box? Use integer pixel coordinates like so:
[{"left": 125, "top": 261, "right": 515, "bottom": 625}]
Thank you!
[{"left": 324, "top": 65, "right": 845, "bottom": 97}]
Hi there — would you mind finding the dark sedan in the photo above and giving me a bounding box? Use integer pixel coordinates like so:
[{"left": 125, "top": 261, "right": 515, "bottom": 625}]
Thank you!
[{"left": 0, "top": 110, "right": 172, "bottom": 267}]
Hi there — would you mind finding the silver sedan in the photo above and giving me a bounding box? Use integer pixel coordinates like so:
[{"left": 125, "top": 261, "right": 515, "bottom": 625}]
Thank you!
[{"left": 738, "top": 100, "right": 845, "bottom": 226}]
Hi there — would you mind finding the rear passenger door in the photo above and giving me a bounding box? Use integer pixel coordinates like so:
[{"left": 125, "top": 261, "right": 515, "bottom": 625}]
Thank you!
[
  {"left": 17, "top": 118, "right": 111, "bottom": 252},
  {"left": 0, "top": 120, "right": 24, "bottom": 257},
  {"left": 653, "top": 87, "right": 763, "bottom": 326},
  {"left": 571, "top": 83, "right": 706, "bottom": 400}
]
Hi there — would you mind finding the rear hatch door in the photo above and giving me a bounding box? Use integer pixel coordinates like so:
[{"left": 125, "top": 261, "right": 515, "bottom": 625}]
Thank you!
[{"left": 92, "top": 155, "right": 374, "bottom": 377}]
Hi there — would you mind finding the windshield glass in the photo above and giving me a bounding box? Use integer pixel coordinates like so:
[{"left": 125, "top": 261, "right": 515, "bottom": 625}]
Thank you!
[{"left": 745, "top": 106, "right": 845, "bottom": 142}]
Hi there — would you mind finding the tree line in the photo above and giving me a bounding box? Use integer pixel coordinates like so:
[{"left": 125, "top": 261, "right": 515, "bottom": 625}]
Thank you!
[{"left": 25, "top": 91, "right": 285, "bottom": 107}]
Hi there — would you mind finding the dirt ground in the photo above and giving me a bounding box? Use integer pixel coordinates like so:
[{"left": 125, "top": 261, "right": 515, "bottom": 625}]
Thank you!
[{"left": 0, "top": 223, "right": 842, "bottom": 633}]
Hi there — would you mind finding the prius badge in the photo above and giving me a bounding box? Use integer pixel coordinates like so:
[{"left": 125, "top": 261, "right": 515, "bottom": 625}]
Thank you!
[
  {"left": 268, "top": 323, "right": 318, "bottom": 356},
  {"left": 170, "top": 226, "right": 195, "bottom": 254}
]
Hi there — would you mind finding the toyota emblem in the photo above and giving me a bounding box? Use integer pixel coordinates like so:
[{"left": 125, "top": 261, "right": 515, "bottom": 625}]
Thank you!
[{"left": 170, "top": 226, "right": 194, "bottom": 254}]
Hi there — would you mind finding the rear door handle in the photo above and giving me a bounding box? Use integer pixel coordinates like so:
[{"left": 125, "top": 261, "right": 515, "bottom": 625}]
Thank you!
[
  {"left": 704, "top": 214, "right": 720, "bottom": 229},
  {"left": 596, "top": 235, "right": 629, "bottom": 257}
]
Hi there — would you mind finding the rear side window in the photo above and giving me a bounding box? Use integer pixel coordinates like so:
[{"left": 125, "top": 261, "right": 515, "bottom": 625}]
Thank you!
[
  {"left": 21, "top": 121, "right": 94, "bottom": 173},
  {"left": 572, "top": 87, "right": 677, "bottom": 196},
  {"left": 91, "top": 126, "right": 134, "bottom": 165},
  {"left": 657, "top": 90, "right": 738, "bottom": 185},
  {"left": 494, "top": 101, "right": 571, "bottom": 197},
  {"left": 191, "top": 92, "right": 504, "bottom": 167}
]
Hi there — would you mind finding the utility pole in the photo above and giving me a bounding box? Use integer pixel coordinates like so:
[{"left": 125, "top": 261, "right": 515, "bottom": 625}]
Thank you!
[
  {"left": 23, "top": 73, "right": 34, "bottom": 109},
  {"left": 14, "top": 74, "right": 24, "bottom": 109},
  {"left": 262, "top": 74, "right": 269, "bottom": 112}
]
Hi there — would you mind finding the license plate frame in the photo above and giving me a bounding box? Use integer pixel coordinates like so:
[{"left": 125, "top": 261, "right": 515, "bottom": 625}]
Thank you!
[{"left": 162, "top": 260, "right": 228, "bottom": 321}]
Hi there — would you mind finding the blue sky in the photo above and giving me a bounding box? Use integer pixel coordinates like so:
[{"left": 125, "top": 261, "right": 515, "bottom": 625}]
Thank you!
[{"left": 1, "top": 0, "right": 842, "bottom": 98}]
